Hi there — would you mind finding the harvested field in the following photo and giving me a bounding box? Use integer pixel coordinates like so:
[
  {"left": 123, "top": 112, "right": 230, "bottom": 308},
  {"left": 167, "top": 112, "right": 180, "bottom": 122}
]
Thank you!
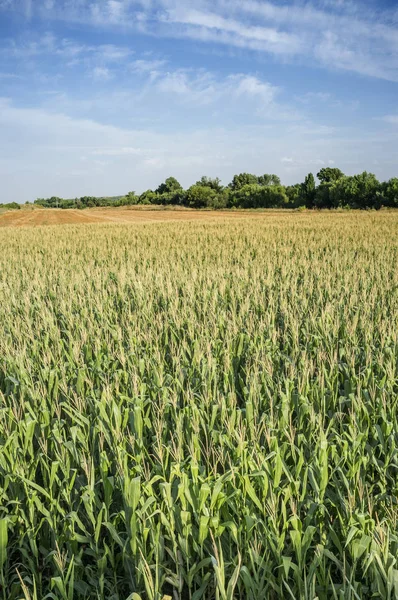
[{"left": 0, "top": 207, "right": 281, "bottom": 228}]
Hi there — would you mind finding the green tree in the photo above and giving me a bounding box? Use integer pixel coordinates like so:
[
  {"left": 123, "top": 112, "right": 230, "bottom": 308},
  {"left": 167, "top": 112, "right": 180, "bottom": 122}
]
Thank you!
[
  {"left": 331, "top": 172, "right": 381, "bottom": 209},
  {"left": 156, "top": 177, "right": 183, "bottom": 195},
  {"left": 139, "top": 190, "right": 157, "bottom": 205},
  {"left": 263, "top": 185, "right": 289, "bottom": 207},
  {"left": 3, "top": 202, "right": 20, "bottom": 210},
  {"left": 231, "top": 184, "right": 288, "bottom": 208},
  {"left": 60, "top": 199, "right": 75, "bottom": 209},
  {"left": 195, "top": 176, "right": 223, "bottom": 193},
  {"left": 314, "top": 182, "right": 335, "bottom": 208},
  {"left": 285, "top": 184, "right": 304, "bottom": 208},
  {"left": 80, "top": 196, "right": 99, "bottom": 207},
  {"left": 214, "top": 188, "right": 230, "bottom": 209},
  {"left": 230, "top": 184, "right": 261, "bottom": 208},
  {"left": 34, "top": 196, "right": 63, "bottom": 207},
  {"left": 257, "top": 174, "right": 281, "bottom": 186},
  {"left": 317, "top": 167, "right": 344, "bottom": 184},
  {"left": 122, "top": 191, "right": 139, "bottom": 205},
  {"left": 381, "top": 178, "right": 398, "bottom": 208},
  {"left": 186, "top": 185, "right": 217, "bottom": 208},
  {"left": 300, "top": 173, "right": 316, "bottom": 208},
  {"left": 158, "top": 190, "right": 186, "bottom": 206},
  {"left": 229, "top": 173, "right": 259, "bottom": 191}
]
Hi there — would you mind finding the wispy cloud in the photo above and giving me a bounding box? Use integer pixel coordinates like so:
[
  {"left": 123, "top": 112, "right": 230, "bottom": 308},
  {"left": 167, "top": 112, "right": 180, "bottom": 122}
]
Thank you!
[
  {"left": 1, "top": 0, "right": 397, "bottom": 80},
  {"left": 160, "top": 8, "right": 302, "bottom": 56},
  {"left": 92, "top": 146, "right": 147, "bottom": 156},
  {"left": 131, "top": 58, "right": 167, "bottom": 81},
  {"left": 380, "top": 115, "right": 398, "bottom": 125},
  {"left": 150, "top": 69, "right": 282, "bottom": 116},
  {"left": 0, "top": 72, "right": 21, "bottom": 79},
  {"left": 233, "top": 75, "right": 277, "bottom": 104},
  {"left": 281, "top": 156, "right": 334, "bottom": 167},
  {"left": 1, "top": 32, "right": 133, "bottom": 64},
  {"left": 296, "top": 92, "right": 332, "bottom": 104},
  {"left": 92, "top": 66, "right": 112, "bottom": 81}
]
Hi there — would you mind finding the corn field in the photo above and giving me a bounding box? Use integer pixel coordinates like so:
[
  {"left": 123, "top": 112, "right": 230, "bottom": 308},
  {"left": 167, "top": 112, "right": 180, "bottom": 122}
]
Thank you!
[{"left": 0, "top": 211, "right": 398, "bottom": 600}]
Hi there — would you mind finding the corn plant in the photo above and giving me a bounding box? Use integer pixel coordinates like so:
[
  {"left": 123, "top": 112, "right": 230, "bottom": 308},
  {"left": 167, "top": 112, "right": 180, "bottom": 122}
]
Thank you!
[{"left": 0, "top": 211, "right": 397, "bottom": 599}]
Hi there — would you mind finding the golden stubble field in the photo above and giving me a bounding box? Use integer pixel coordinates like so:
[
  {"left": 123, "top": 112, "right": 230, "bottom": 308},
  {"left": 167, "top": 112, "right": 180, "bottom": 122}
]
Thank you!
[
  {"left": 0, "top": 210, "right": 397, "bottom": 600},
  {"left": 0, "top": 206, "right": 281, "bottom": 227}
]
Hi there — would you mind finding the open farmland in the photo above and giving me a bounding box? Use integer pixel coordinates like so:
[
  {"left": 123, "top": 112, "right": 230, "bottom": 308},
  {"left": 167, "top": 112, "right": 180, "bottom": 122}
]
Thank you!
[
  {"left": 0, "top": 212, "right": 398, "bottom": 599},
  {"left": 0, "top": 207, "right": 270, "bottom": 228}
]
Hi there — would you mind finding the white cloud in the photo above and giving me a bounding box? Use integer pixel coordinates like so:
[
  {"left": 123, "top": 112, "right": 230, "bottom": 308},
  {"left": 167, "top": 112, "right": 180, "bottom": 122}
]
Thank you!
[
  {"left": 92, "top": 147, "right": 147, "bottom": 156},
  {"left": 161, "top": 8, "right": 302, "bottom": 56},
  {"left": 1, "top": 31, "right": 56, "bottom": 57},
  {"left": 233, "top": 75, "right": 277, "bottom": 104},
  {"left": 132, "top": 59, "right": 167, "bottom": 72},
  {"left": 152, "top": 69, "right": 279, "bottom": 110},
  {"left": 381, "top": 115, "right": 398, "bottom": 125},
  {"left": 314, "top": 31, "right": 389, "bottom": 80},
  {"left": 1, "top": 33, "right": 133, "bottom": 68},
  {"left": 281, "top": 156, "right": 326, "bottom": 167},
  {"left": 296, "top": 92, "right": 332, "bottom": 104},
  {"left": 92, "top": 66, "right": 112, "bottom": 80},
  {"left": 131, "top": 58, "right": 167, "bottom": 81},
  {"left": 97, "top": 45, "right": 133, "bottom": 62}
]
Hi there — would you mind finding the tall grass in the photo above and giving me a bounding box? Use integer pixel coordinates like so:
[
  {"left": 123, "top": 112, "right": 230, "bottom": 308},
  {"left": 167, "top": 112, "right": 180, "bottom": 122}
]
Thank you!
[{"left": 0, "top": 211, "right": 397, "bottom": 599}]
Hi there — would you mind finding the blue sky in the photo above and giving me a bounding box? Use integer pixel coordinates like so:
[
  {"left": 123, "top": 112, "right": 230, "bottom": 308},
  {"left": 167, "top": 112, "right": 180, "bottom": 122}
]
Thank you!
[{"left": 0, "top": 0, "right": 397, "bottom": 202}]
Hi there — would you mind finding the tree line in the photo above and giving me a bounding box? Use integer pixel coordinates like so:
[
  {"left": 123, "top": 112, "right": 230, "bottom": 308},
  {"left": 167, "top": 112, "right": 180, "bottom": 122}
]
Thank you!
[
  {"left": 33, "top": 168, "right": 398, "bottom": 210},
  {"left": 0, "top": 202, "right": 22, "bottom": 210}
]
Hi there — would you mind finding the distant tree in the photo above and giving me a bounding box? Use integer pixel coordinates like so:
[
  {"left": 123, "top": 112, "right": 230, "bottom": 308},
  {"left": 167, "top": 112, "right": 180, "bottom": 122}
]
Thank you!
[
  {"left": 381, "top": 178, "right": 398, "bottom": 207},
  {"left": 300, "top": 173, "right": 316, "bottom": 208},
  {"left": 139, "top": 190, "right": 157, "bottom": 205},
  {"left": 257, "top": 174, "right": 281, "bottom": 186},
  {"left": 231, "top": 184, "right": 288, "bottom": 208},
  {"left": 263, "top": 185, "right": 289, "bottom": 207},
  {"left": 229, "top": 173, "right": 259, "bottom": 191},
  {"left": 156, "top": 177, "right": 183, "bottom": 195},
  {"left": 34, "top": 196, "right": 63, "bottom": 207},
  {"left": 158, "top": 189, "right": 186, "bottom": 206},
  {"left": 214, "top": 188, "right": 230, "bottom": 209},
  {"left": 331, "top": 172, "right": 381, "bottom": 209},
  {"left": 285, "top": 184, "right": 303, "bottom": 208},
  {"left": 314, "top": 182, "right": 335, "bottom": 208},
  {"left": 186, "top": 185, "right": 217, "bottom": 208},
  {"left": 80, "top": 196, "right": 99, "bottom": 208},
  {"left": 229, "top": 184, "right": 260, "bottom": 208},
  {"left": 60, "top": 199, "right": 75, "bottom": 209},
  {"left": 195, "top": 176, "right": 223, "bottom": 193},
  {"left": 122, "top": 191, "right": 139, "bottom": 205},
  {"left": 317, "top": 167, "right": 344, "bottom": 184}
]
